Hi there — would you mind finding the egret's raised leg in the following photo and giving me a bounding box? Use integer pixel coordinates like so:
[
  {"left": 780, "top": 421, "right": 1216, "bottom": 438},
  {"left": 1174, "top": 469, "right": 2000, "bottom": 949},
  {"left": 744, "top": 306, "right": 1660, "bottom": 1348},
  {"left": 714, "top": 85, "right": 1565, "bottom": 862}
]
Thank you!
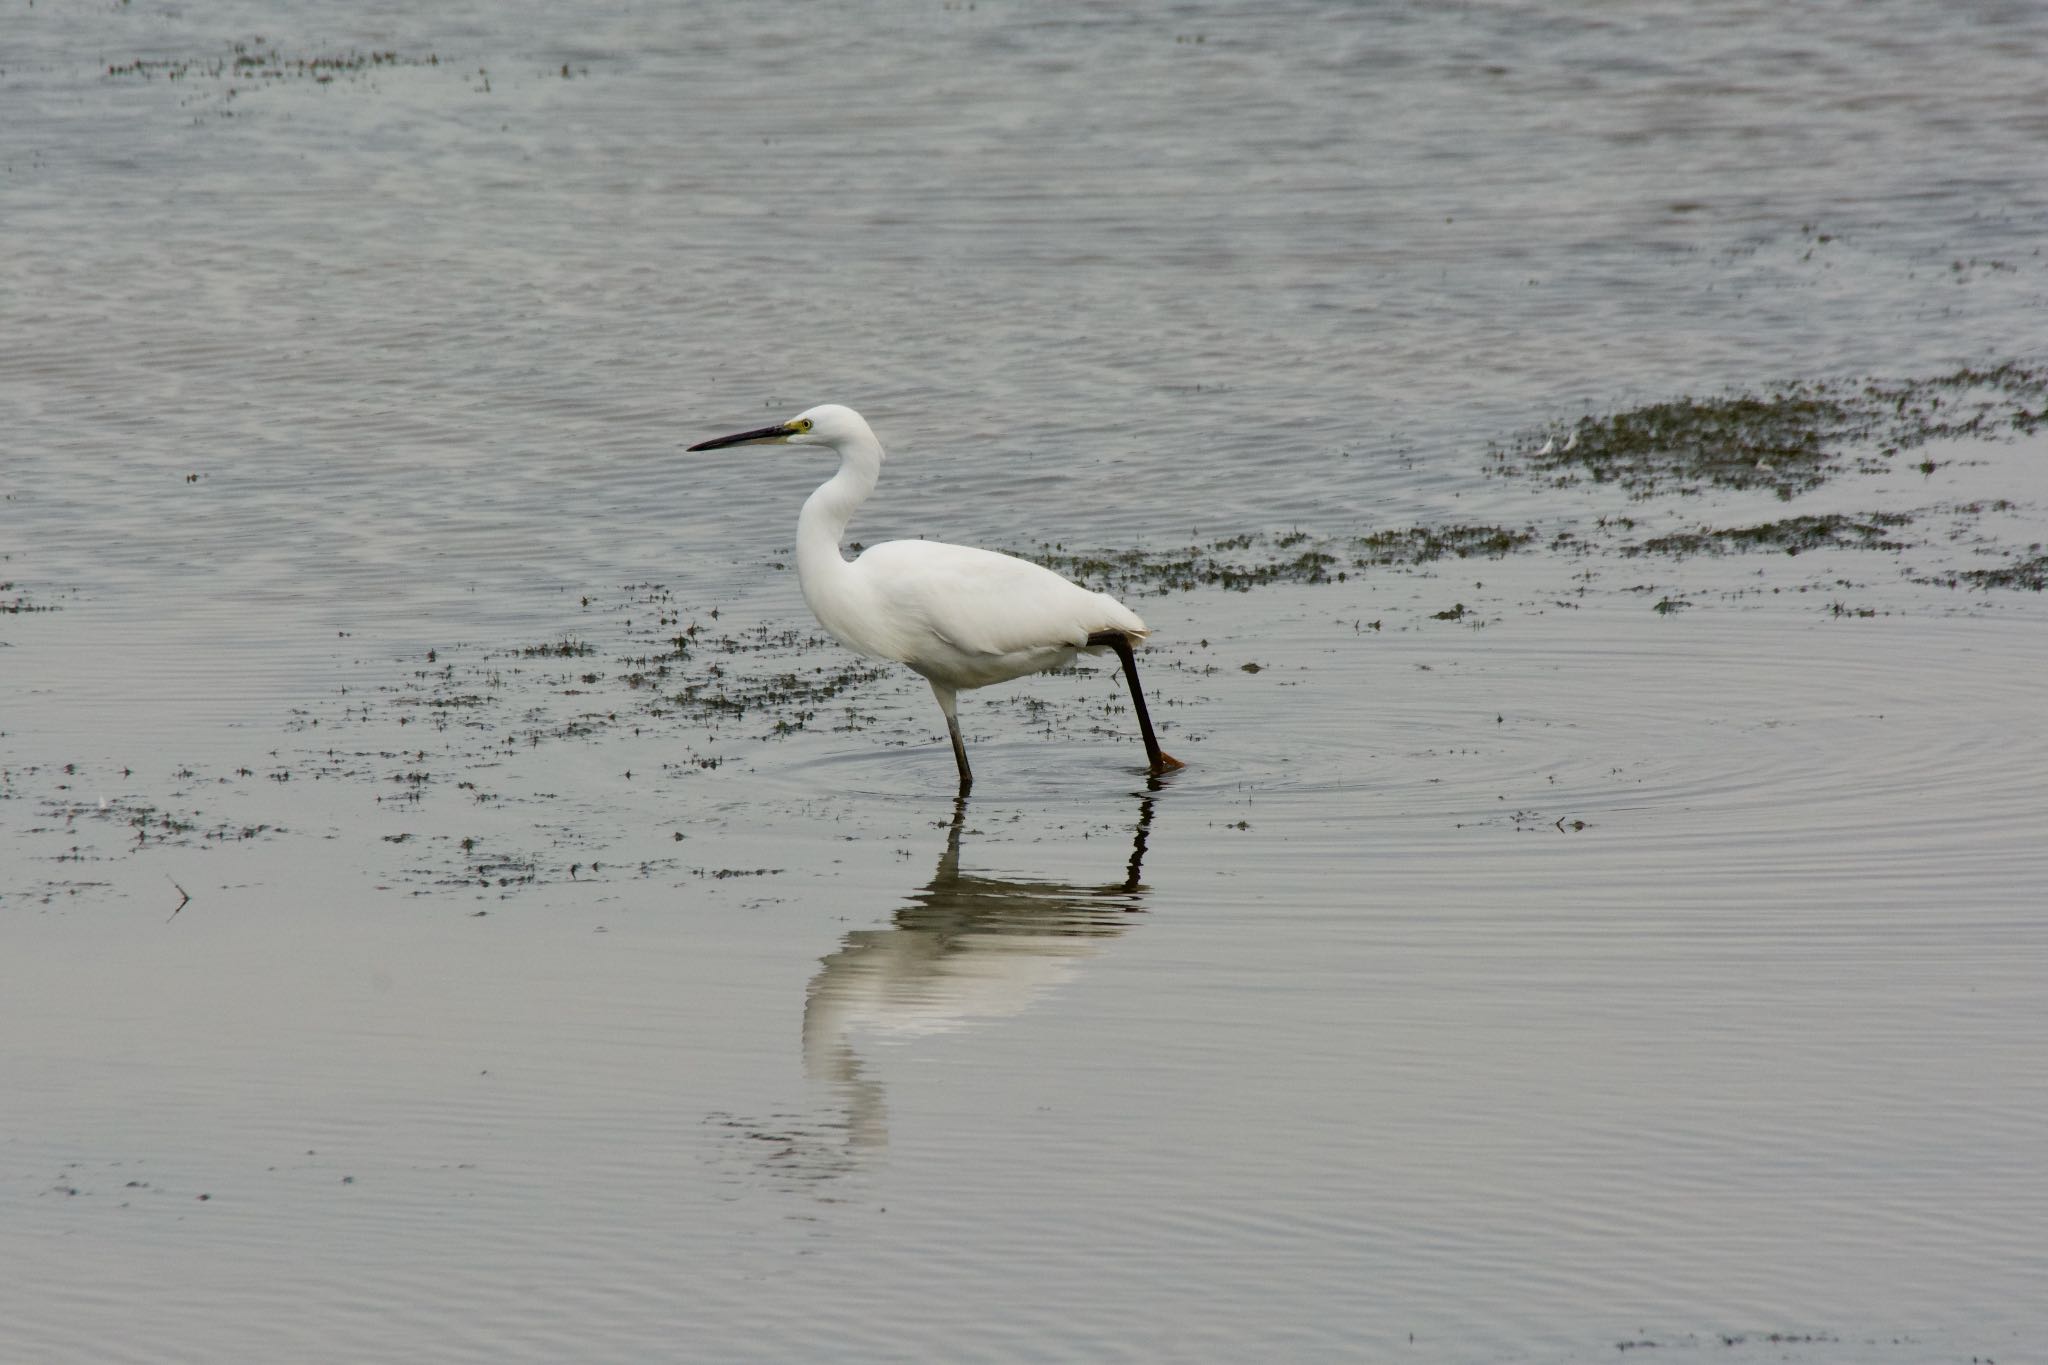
[
  {"left": 1091, "top": 631, "right": 1184, "bottom": 775},
  {"left": 930, "top": 680, "right": 973, "bottom": 793}
]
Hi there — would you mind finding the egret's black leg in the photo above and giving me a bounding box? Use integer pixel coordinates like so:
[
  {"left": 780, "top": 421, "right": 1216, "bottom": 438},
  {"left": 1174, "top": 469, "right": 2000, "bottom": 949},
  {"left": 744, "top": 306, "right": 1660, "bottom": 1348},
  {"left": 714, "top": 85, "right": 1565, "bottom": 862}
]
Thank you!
[
  {"left": 1091, "top": 632, "right": 1183, "bottom": 775},
  {"left": 945, "top": 712, "right": 973, "bottom": 793},
  {"left": 931, "top": 681, "right": 973, "bottom": 793}
]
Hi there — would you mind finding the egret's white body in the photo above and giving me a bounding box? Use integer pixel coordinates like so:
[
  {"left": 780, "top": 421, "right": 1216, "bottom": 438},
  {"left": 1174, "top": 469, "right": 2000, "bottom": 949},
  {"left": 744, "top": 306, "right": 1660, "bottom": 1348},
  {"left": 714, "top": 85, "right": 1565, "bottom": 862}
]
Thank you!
[
  {"left": 807, "top": 537, "right": 1147, "bottom": 687},
  {"left": 690, "top": 404, "right": 1180, "bottom": 788}
]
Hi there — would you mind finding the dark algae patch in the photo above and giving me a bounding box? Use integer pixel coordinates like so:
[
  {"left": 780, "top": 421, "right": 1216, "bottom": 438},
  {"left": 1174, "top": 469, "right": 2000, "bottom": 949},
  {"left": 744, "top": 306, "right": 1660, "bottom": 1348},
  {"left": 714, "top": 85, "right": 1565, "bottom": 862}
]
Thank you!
[
  {"left": 1537, "top": 389, "right": 1848, "bottom": 495},
  {"left": 326, "top": 588, "right": 909, "bottom": 758},
  {"left": 1019, "top": 524, "right": 1537, "bottom": 595},
  {"left": 100, "top": 40, "right": 461, "bottom": 119},
  {"left": 106, "top": 43, "right": 441, "bottom": 83},
  {"left": 1353, "top": 525, "right": 1539, "bottom": 564},
  {"left": 1489, "top": 360, "right": 2048, "bottom": 608},
  {"left": 1628, "top": 513, "right": 1915, "bottom": 559},
  {"left": 1941, "top": 551, "right": 2048, "bottom": 593},
  {"left": 1499, "top": 364, "right": 2048, "bottom": 497}
]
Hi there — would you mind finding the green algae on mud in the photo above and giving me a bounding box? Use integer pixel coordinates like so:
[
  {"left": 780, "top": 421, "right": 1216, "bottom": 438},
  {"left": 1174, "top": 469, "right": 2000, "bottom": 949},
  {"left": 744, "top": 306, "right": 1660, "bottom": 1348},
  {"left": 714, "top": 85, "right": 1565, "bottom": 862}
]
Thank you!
[
  {"left": 1496, "top": 364, "right": 2048, "bottom": 497},
  {"left": 347, "top": 587, "right": 906, "bottom": 760},
  {"left": 99, "top": 41, "right": 458, "bottom": 120},
  {"left": 105, "top": 43, "right": 441, "bottom": 82},
  {"left": 1018, "top": 524, "right": 1538, "bottom": 596},
  {"left": 1624, "top": 513, "right": 1916, "bottom": 559},
  {"left": 1933, "top": 552, "right": 2048, "bottom": 593}
]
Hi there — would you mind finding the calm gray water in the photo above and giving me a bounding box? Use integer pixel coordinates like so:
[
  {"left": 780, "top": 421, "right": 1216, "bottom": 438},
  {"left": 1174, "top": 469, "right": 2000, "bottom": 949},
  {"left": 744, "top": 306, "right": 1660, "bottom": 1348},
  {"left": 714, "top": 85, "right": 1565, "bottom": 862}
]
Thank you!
[{"left": 5, "top": 2, "right": 2047, "bottom": 1360}]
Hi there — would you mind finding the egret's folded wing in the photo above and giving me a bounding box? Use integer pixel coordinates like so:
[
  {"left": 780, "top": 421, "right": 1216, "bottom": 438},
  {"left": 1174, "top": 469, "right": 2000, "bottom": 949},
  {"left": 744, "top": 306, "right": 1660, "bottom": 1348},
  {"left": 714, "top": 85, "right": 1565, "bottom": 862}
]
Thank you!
[{"left": 857, "top": 540, "right": 1145, "bottom": 660}]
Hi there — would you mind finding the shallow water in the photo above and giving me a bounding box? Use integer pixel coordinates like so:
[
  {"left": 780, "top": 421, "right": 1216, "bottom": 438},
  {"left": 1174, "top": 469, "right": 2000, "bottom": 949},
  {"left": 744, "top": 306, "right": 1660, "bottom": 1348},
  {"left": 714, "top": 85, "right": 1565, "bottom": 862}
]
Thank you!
[{"left": 5, "top": 1, "right": 2048, "bottom": 1360}]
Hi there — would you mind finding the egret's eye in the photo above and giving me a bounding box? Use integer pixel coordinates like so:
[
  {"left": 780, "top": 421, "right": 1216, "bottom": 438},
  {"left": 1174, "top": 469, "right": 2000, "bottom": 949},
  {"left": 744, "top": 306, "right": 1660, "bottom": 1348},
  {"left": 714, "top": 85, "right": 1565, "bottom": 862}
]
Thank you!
[{"left": 792, "top": 418, "right": 814, "bottom": 434}]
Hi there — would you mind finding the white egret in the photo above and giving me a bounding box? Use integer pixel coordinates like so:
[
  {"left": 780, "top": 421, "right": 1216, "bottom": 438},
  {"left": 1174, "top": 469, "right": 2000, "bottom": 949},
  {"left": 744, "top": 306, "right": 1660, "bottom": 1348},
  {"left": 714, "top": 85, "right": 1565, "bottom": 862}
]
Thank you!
[{"left": 688, "top": 404, "right": 1183, "bottom": 791}]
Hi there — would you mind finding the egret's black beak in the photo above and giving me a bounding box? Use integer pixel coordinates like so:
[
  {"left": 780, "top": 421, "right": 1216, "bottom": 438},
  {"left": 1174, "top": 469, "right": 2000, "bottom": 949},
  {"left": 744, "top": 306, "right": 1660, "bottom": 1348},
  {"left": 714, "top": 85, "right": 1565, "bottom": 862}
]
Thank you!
[{"left": 687, "top": 423, "right": 792, "bottom": 452}]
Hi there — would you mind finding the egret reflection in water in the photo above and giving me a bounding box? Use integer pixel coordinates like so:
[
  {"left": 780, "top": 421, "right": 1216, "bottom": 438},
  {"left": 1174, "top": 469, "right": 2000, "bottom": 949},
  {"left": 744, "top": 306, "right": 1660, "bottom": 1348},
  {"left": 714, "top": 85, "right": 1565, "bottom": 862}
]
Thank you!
[{"left": 803, "top": 797, "right": 1158, "bottom": 1151}]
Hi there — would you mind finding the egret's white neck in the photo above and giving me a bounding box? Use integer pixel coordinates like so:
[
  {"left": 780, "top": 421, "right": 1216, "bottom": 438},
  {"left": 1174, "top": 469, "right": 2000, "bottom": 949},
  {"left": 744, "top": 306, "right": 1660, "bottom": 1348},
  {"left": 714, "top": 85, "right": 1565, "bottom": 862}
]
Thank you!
[{"left": 796, "top": 428, "right": 886, "bottom": 636}]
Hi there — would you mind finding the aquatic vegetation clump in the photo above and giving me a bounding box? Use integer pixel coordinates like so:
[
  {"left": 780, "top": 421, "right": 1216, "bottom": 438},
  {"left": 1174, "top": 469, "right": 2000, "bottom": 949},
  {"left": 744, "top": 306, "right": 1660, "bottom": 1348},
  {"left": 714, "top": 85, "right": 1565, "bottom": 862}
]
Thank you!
[
  {"left": 1353, "top": 525, "right": 1537, "bottom": 565},
  {"left": 1520, "top": 388, "right": 1853, "bottom": 494},
  {"left": 1020, "top": 539, "right": 1339, "bottom": 593},
  {"left": 1950, "top": 552, "right": 2048, "bottom": 593},
  {"left": 106, "top": 43, "right": 439, "bottom": 82},
  {"left": 1502, "top": 364, "right": 2048, "bottom": 497},
  {"left": 1020, "top": 524, "right": 1536, "bottom": 595},
  {"left": 1629, "top": 513, "right": 1914, "bottom": 558},
  {"left": 1863, "top": 363, "right": 2048, "bottom": 444},
  {"left": 669, "top": 659, "right": 893, "bottom": 732}
]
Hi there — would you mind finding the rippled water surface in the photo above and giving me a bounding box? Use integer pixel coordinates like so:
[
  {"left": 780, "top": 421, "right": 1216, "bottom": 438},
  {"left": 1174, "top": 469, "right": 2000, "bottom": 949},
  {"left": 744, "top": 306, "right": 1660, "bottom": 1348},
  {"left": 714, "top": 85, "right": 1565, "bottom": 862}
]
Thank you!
[{"left": 5, "top": 1, "right": 2047, "bottom": 1360}]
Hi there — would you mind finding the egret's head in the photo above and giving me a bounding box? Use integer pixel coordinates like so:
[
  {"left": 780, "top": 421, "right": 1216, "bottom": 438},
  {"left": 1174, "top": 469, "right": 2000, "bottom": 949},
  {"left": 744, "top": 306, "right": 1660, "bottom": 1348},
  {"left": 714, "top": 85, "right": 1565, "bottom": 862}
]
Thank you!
[{"left": 687, "top": 404, "right": 876, "bottom": 453}]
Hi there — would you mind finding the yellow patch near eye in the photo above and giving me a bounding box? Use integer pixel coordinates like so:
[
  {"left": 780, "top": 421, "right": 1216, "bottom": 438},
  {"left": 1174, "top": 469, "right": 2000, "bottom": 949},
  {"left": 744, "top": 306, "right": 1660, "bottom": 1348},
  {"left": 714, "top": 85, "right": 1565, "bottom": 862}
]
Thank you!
[{"left": 792, "top": 419, "right": 813, "bottom": 433}]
